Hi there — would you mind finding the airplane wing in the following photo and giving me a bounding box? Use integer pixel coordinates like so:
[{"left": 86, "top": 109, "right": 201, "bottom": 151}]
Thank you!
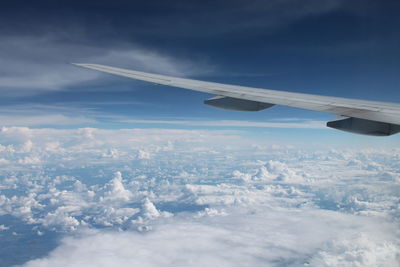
[{"left": 72, "top": 63, "right": 400, "bottom": 136}]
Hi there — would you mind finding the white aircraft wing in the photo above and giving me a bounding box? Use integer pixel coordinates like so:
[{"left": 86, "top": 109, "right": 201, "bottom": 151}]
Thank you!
[{"left": 72, "top": 63, "right": 400, "bottom": 136}]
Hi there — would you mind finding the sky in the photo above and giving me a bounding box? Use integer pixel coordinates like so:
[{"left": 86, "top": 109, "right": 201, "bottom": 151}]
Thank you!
[
  {"left": 0, "top": 1, "right": 400, "bottom": 266},
  {"left": 0, "top": 0, "right": 400, "bottom": 145}
]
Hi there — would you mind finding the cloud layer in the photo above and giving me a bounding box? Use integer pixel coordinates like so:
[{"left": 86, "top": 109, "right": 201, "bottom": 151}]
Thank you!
[{"left": 0, "top": 127, "right": 398, "bottom": 266}]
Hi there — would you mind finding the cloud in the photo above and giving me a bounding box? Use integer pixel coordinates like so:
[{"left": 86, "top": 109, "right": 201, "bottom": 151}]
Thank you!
[
  {"left": 308, "top": 233, "right": 400, "bottom": 266},
  {"left": 116, "top": 118, "right": 326, "bottom": 129},
  {"left": 0, "top": 101, "right": 327, "bottom": 129},
  {"left": 0, "top": 36, "right": 98, "bottom": 95},
  {"left": 0, "top": 127, "right": 399, "bottom": 265},
  {"left": 92, "top": 49, "right": 214, "bottom": 77},
  {"left": 0, "top": 104, "right": 105, "bottom": 127},
  {"left": 0, "top": 36, "right": 214, "bottom": 96},
  {"left": 0, "top": 224, "right": 9, "bottom": 231},
  {"left": 22, "top": 208, "right": 399, "bottom": 267},
  {"left": 101, "top": 172, "right": 133, "bottom": 202},
  {"left": 0, "top": 114, "right": 96, "bottom": 127}
]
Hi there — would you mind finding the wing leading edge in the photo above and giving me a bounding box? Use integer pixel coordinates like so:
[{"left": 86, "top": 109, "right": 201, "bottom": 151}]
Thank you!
[{"left": 72, "top": 63, "right": 400, "bottom": 136}]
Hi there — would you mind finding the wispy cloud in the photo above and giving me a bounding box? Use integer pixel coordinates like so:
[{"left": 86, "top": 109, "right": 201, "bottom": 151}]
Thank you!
[
  {"left": 0, "top": 103, "right": 326, "bottom": 129},
  {"left": 0, "top": 36, "right": 214, "bottom": 96},
  {"left": 0, "top": 104, "right": 98, "bottom": 126},
  {"left": 115, "top": 118, "right": 327, "bottom": 129},
  {"left": 0, "top": 114, "right": 96, "bottom": 127}
]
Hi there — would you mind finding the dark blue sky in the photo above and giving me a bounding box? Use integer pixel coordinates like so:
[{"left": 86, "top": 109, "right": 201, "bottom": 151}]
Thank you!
[{"left": 1, "top": 0, "right": 399, "bottom": 144}]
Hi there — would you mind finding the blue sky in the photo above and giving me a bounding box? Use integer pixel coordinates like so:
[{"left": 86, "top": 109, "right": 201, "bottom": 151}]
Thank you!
[{"left": 1, "top": 0, "right": 400, "bottom": 145}]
